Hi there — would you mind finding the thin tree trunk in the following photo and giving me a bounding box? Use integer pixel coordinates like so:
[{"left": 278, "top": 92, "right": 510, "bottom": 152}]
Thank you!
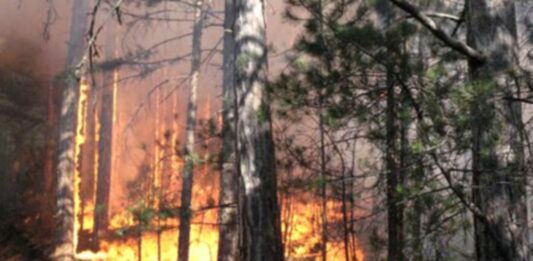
[
  {"left": 53, "top": 0, "right": 88, "bottom": 259},
  {"left": 138, "top": 221, "right": 143, "bottom": 261},
  {"left": 234, "top": 0, "right": 284, "bottom": 257},
  {"left": 44, "top": 81, "right": 58, "bottom": 195},
  {"left": 93, "top": 26, "right": 116, "bottom": 249},
  {"left": 318, "top": 101, "right": 328, "bottom": 261},
  {"left": 217, "top": 0, "right": 239, "bottom": 257},
  {"left": 467, "top": 1, "right": 529, "bottom": 260},
  {"left": 341, "top": 164, "right": 350, "bottom": 261},
  {"left": 516, "top": 0, "right": 533, "bottom": 81},
  {"left": 385, "top": 67, "right": 404, "bottom": 261},
  {"left": 349, "top": 138, "right": 358, "bottom": 260},
  {"left": 177, "top": 1, "right": 205, "bottom": 260}
]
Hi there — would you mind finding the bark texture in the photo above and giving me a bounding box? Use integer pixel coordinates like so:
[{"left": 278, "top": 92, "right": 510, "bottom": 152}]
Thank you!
[
  {"left": 93, "top": 26, "right": 116, "bottom": 248},
  {"left": 516, "top": 0, "right": 533, "bottom": 77},
  {"left": 177, "top": 1, "right": 205, "bottom": 260},
  {"left": 234, "top": 0, "right": 284, "bottom": 258},
  {"left": 516, "top": 1, "right": 533, "bottom": 254},
  {"left": 385, "top": 68, "right": 404, "bottom": 261},
  {"left": 376, "top": 1, "right": 405, "bottom": 260},
  {"left": 217, "top": 0, "right": 239, "bottom": 258},
  {"left": 53, "top": 0, "right": 88, "bottom": 259},
  {"left": 467, "top": 1, "right": 529, "bottom": 260}
]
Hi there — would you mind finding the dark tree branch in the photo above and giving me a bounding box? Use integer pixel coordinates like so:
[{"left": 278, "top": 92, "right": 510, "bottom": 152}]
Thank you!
[{"left": 389, "top": 0, "right": 486, "bottom": 63}]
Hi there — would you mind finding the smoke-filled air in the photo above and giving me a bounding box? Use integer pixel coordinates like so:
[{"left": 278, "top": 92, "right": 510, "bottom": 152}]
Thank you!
[{"left": 0, "top": 0, "right": 532, "bottom": 260}]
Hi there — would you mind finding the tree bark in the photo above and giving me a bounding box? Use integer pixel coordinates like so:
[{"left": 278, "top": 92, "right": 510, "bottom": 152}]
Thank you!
[
  {"left": 93, "top": 25, "right": 116, "bottom": 249},
  {"left": 177, "top": 1, "right": 205, "bottom": 260},
  {"left": 217, "top": 0, "right": 239, "bottom": 258},
  {"left": 234, "top": 0, "right": 284, "bottom": 258},
  {"left": 376, "top": 1, "right": 405, "bottom": 259},
  {"left": 53, "top": 0, "right": 88, "bottom": 259},
  {"left": 318, "top": 101, "right": 328, "bottom": 261},
  {"left": 385, "top": 68, "right": 404, "bottom": 261},
  {"left": 44, "top": 81, "right": 58, "bottom": 195},
  {"left": 516, "top": 0, "right": 533, "bottom": 78},
  {"left": 467, "top": 1, "right": 529, "bottom": 260},
  {"left": 516, "top": 1, "right": 533, "bottom": 254}
]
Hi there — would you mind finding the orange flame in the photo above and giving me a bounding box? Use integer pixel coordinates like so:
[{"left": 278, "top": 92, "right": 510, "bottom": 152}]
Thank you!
[
  {"left": 73, "top": 74, "right": 364, "bottom": 261},
  {"left": 74, "top": 77, "right": 90, "bottom": 251}
]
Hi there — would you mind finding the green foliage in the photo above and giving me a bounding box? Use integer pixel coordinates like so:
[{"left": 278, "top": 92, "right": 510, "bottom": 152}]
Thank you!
[
  {"left": 271, "top": 0, "right": 527, "bottom": 258},
  {"left": 115, "top": 227, "right": 128, "bottom": 237},
  {"left": 255, "top": 103, "right": 270, "bottom": 123}
]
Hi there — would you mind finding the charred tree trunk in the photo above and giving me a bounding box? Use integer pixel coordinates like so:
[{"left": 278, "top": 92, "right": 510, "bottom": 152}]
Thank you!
[
  {"left": 53, "top": 0, "right": 88, "bottom": 259},
  {"left": 80, "top": 87, "right": 96, "bottom": 236},
  {"left": 234, "top": 0, "right": 284, "bottom": 258},
  {"left": 177, "top": 1, "right": 205, "bottom": 260},
  {"left": 340, "top": 160, "right": 351, "bottom": 261},
  {"left": 44, "top": 81, "right": 59, "bottom": 195},
  {"left": 93, "top": 26, "right": 116, "bottom": 249},
  {"left": 217, "top": 0, "right": 239, "bottom": 258},
  {"left": 467, "top": 1, "right": 529, "bottom": 260}
]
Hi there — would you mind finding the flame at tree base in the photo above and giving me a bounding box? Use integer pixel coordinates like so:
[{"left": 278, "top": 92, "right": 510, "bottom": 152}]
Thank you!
[
  {"left": 73, "top": 69, "right": 364, "bottom": 261},
  {"left": 75, "top": 200, "right": 364, "bottom": 261}
]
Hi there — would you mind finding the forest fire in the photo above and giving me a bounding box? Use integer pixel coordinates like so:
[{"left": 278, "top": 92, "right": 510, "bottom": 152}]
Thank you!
[
  {"left": 74, "top": 77, "right": 91, "bottom": 253},
  {"left": 0, "top": 0, "right": 411, "bottom": 260},
  {"left": 2, "top": 0, "right": 533, "bottom": 259},
  {"left": 69, "top": 70, "right": 365, "bottom": 261}
]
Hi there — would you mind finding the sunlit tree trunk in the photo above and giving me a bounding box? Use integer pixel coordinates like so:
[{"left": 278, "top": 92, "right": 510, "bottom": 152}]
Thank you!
[
  {"left": 217, "top": 0, "right": 239, "bottom": 258},
  {"left": 467, "top": 1, "right": 528, "bottom": 260},
  {"left": 53, "top": 0, "right": 88, "bottom": 259},
  {"left": 234, "top": 0, "right": 284, "bottom": 258},
  {"left": 93, "top": 25, "right": 116, "bottom": 248},
  {"left": 177, "top": 1, "right": 205, "bottom": 260},
  {"left": 516, "top": 0, "right": 533, "bottom": 79}
]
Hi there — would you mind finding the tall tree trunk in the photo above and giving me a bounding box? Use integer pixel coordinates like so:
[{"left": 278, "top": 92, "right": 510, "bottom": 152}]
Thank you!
[
  {"left": 53, "top": 0, "right": 88, "bottom": 259},
  {"left": 80, "top": 86, "right": 96, "bottom": 235},
  {"left": 92, "top": 25, "right": 116, "bottom": 249},
  {"left": 217, "top": 0, "right": 239, "bottom": 258},
  {"left": 467, "top": 1, "right": 528, "bottom": 260},
  {"left": 318, "top": 100, "right": 328, "bottom": 261},
  {"left": 375, "top": 1, "right": 405, "bottom": 259},
  {"left": 234, "top": 0, "right": 284, "bottom": 258},
  {"left": 349, "top": 138, "right": 359, "bottom": 261},
  {"left": 385, "top": 67, "right": 404, "bottom": 261},
  {"left": 516, "top": 1, "right": 533, "bottom": 254},
  {"left": 177, "top": 1, "right": 205, "bottom": 260},
  {"left": 340, "top": 159, "right": 351, "bottom": 261}
]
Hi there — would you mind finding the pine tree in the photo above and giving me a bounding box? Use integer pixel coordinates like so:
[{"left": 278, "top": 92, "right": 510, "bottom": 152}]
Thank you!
[
  {"left": 234, "top": 0, "right": 284, "bottom": 257},
  {"left": 217, "top": 0, "right": 239, "bottom": 258}
]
